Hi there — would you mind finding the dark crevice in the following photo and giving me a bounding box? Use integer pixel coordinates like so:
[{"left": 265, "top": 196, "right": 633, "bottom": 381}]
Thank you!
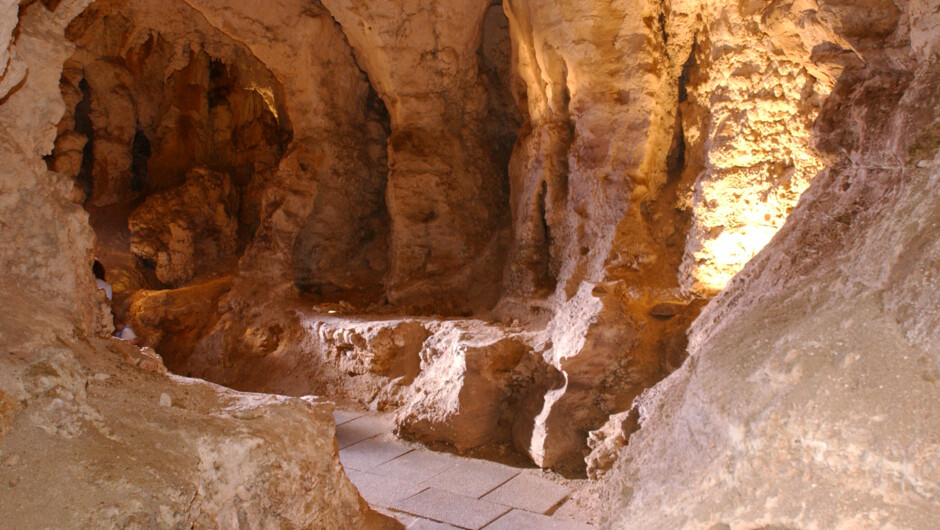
[
  {"left": 666, "top": 119, "right": 687, "bottom": 177},
  {"left": 75, "top": 77, "right": 95, "bottom": 201},
  {"left": 659, "top": 11, "right": 668, "bottom": 45},
  {"left": 479, "top": 3, "right": 522, "bottom": 176},
  {"left": 667, "top": 41, "right": 696, "bottom": 181},
  {"left": 130, "top": 125, "right": 151, "bottom": 192},
  {"left": 678, "top": 39, "right": 696, "bottom": 103},
  {"left": 536, "top": 180, "right": 556, "bottom": 292}
]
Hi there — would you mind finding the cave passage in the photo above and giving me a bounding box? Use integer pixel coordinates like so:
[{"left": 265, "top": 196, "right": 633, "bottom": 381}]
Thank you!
[{"left": 48, "top": 0, "right": 816, "bottom": 496}]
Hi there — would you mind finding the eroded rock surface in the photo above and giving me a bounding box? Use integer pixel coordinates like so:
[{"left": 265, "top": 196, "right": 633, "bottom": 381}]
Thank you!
[
  {"left": 600, "top": 0, "right": 940, "bottom": 526},
  {"left": 0, "top": 1, "right": 394, "bottom": 526},
  {"left": 5, "top": 2, "right": 938, "bottom": 527},
  {"left": 129, "top": 168, "right": 238, "bottom": 286},
  {"left": 0, "top": 285, "right": 392, "bottom": 528},
  {"left": 78, "top": 0, "right": 875, "bottom": 474}
]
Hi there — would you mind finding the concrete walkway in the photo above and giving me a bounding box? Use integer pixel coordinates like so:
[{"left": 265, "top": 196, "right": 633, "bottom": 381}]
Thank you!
[{"left": 334, "top": 410, "right": 594, "bottom": 530}]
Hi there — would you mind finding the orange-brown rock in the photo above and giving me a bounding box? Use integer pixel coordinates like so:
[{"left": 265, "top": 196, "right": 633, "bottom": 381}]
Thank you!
[
  {"left": 2, "top": 0, "right": 938, "bottom": 525},
  {"left": 129, "top": 168, "right": 238, "bottom": 286},
  {"left": 0, "top": 2, "right": 396, "bottom": 527},
  {"left": 600, "top": 0, "right": 940, "bottom": 526}
]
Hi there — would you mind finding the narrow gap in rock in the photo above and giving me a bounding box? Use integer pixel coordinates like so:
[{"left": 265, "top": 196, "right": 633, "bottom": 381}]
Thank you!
[
  {"left": 75, "top": 77, "right": 95, "bottom": 201},
  {"left": 129, "top": 125, "right": 150, "bottom": 193},
  {"left": 536, "top": 179, "right": 557, "bottom": 293},
  {"left": 479, "top": 2, "right": 522, "bottom": 185}
]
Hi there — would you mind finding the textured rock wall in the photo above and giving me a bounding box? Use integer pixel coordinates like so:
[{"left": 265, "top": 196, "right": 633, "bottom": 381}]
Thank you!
[
  {"left": 177, "top": 0, "right": 390, "bottom": 295},
  {"left": 54, "top": 0, "right": 291, "bottom": 206},
  {"left": 135, "top": 0, "right": 845, "bottom": 473},
  {"left": 0, "top": 283, "right": 391, "bottom": 528},
  {"left": 601, "top": 0, "right": 940, "bottom": 526},
  {"left": 675, "top": 0, "right": 836, "bottom": 296},
  {"left": 0, "top": 0, "right": 104, "bottom": 336},
  {"left": 321, "top": 0, "right": 514, "bottom": 312},
  {"left": 129, "top": 168, "right": 238, "bottom": 286},
  {"left": 17, "top": 0, "right": 935, "bottom": 491},
  {"left": 495, "top": 0, "right": 703, "bottom": 469},
  {"left": 0, "top": 1, "right": 394, "bottom": 526}
]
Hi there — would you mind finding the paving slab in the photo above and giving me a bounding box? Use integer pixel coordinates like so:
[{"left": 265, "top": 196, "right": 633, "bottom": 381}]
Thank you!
[
  {"left": 407, "top": 516, "right": 462, "bottom": 529},
  {"left": 346, "top": 469, "right": 427, "bottom": 508},
  {"left": 382, "top": 511, "right": 461, "bottom": 529},
  {"left": 481, "top": 473, "right": 571, "bottom": 514},
  {"left": 333, "top": 409, "right": 364, "bottom": 426},
  {"left": 422, "top": 459, "right": 520, "bottom": 498},
  {"left": 373, "top": 448, "right": 461, "bottom": 483},
  {"left": 340, "top": 438, "right": 414, "bottom": 471},
  {"left": 483, "top": 510, "right": 593, "bottom": 530},
  {"left": 336, "top": 415, "right": 394, "bottom": 449},
  {"left": 393, "top": 488, "right": 511, "bottom": 530}
]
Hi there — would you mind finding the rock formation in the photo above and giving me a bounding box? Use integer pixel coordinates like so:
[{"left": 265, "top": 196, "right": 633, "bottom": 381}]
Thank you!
[
  {"left": 129, "top": 168, "right": 239, "bottom": 286},
  {"left": 0, "top": 1, "right": 392, "bottom": 527},
  {"left": 1, "top": 0, "right": 938, "bottom": 526},
  {"left": 0, "top": 284, "right": 390, "bottom": 528},
  {"left": 597, "top": 0, "right": 940, "bottom": 526}
]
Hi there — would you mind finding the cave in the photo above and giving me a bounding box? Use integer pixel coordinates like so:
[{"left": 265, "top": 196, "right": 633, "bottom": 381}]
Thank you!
[{"left": 1, "top": 0, "right": 938, "bottom": 528}]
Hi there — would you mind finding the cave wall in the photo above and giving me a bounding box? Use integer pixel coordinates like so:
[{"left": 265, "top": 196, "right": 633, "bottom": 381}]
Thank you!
[
  {"left": 1, "top": 0, "right": 107, "bottom": 336},
  {"left": 601, "top": 0, "right": 940, "bottom": 526},
  {"left": 51, "top": 0, "right": 292, "bottom": 208},
  {"left": 320, "top": 0, "right": 513, "bottom": 312},
  {"left": 0, "top": 1, "right": 393, "bottom": 526},
  {"left": 3, "top": 1, "right": 937, "bottom": 526},
  {"left": 175, "top": 0, "right": 391, "bottom": 296},
  {"left": 144, "top": 0, "right": 866, "bottom": 473}
]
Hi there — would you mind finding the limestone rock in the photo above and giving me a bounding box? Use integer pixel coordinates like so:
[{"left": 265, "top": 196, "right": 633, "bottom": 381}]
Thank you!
[
  {"left": 0, "top": 0, "right": 107, "bottom": 338},
  {"left": 395, "top": 324, "right": 551, "bottom": 452},
  {"left": 318, "top": 319, "right": 430, "bottom": 382},
  {"left": 127, "top": 276, "right": 233, "bottom": 372},
  {"left": 322, "top": 0, "right": 512, "bottom": 311},
  {"left": 125, "top": 0, "right": 836, "bottom": 473},
  {"left": 601, "top": 0, "right": 940, "bottom": 525},
  {"left": 129, "top": 168, "right": 238, "bottom": 287},
  {"left": 7, "top": 4, "right": 938, "bottom": 523},
  {"left": 0, "top": 3, "right": 394, "bottom": 525},
  {"left": 56, "top": 0, "right": 292, "bottom": 207},
  {"left": 585, "top": 407, "right": 639, "bottom": 479},
  {"left": 0, "top": 0, "right": 24, "bottom": 97},
  {"left": 0, "top": 284, "right": 393, "bottom": 529}
]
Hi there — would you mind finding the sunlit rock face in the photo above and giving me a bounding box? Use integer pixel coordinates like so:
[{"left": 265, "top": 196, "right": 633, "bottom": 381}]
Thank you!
[
  {"left": 676, "top": 0, "right": 834, "bottom": 297},
  {"left": 3, "top": 0, "right": 937, "bottom": 525},
  {"left": 35, "top": 0, "right": 844, "bottom": 474},
  {"left": 600, "top": 0, "right": 940, "bottom": 526}
]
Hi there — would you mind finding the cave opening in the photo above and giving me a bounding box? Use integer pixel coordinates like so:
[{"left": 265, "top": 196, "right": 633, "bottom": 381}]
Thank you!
[{"left": 50, "top": 3, "right": 293, "bottom": 349}]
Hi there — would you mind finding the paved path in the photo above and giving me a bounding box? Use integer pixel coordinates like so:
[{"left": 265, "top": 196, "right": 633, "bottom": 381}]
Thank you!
[{"left": 334, "top": 410, "right": 594, "bottom": 530}]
